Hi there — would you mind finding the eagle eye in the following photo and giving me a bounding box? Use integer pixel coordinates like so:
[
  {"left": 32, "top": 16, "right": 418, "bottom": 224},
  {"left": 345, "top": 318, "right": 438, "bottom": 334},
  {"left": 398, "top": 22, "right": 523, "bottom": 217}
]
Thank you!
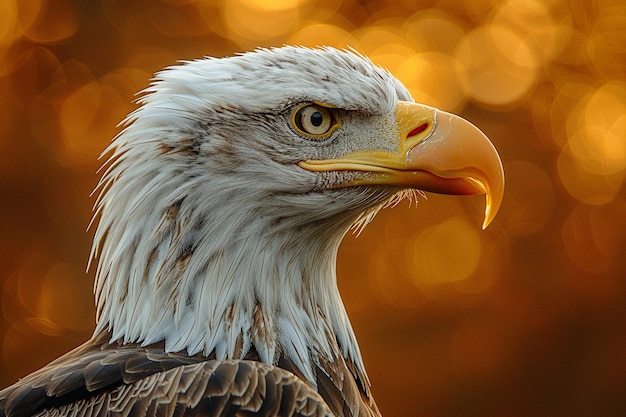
[{"left": 292, "top": 104, "right": 338, "bottom": 138}]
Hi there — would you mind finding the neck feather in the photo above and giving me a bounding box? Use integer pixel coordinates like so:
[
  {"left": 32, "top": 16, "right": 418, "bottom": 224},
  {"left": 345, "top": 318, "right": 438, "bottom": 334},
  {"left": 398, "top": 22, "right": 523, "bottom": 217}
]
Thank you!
[{"left": 91, "top": 181, "right": 370, "bottom": 386}]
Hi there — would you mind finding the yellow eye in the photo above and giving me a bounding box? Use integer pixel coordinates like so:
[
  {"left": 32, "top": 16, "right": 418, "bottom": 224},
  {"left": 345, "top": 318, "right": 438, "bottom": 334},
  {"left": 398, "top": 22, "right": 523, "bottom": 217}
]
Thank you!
[{"left": 293, "top": 104, "right": 338, "bottom": 137}]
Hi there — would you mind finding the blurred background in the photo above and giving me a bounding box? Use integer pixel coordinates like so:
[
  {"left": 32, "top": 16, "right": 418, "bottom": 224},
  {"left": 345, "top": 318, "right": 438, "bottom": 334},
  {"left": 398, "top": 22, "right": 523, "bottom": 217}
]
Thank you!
[{"left": 0, "top": 0, "right": 624, "bottom": 415}]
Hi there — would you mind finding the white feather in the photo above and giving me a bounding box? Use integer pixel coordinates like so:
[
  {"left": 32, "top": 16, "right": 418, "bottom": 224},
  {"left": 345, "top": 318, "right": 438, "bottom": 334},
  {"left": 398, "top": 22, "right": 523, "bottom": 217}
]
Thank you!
[{"left": 90, "top": 46, "right": 414, "bottom": 387}]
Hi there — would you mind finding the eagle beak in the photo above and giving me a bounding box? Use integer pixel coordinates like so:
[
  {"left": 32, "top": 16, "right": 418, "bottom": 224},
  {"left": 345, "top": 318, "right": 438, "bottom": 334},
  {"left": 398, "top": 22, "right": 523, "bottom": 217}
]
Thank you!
[{"left": 298, "top": 101, "right": 505, "bottom": 229}]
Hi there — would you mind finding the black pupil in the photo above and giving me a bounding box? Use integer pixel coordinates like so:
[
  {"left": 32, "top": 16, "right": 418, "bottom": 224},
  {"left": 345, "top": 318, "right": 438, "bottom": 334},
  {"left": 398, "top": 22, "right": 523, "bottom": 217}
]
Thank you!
[{"left": 310, "top": 111, "right": 323, "bottom": 127}]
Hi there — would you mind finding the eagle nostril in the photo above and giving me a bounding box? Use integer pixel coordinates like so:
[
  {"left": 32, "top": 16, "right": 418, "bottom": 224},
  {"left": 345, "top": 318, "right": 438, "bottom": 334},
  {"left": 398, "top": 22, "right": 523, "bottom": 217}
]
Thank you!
[{"left": 407, "top": 123, "right": 428, "bottom": 138}]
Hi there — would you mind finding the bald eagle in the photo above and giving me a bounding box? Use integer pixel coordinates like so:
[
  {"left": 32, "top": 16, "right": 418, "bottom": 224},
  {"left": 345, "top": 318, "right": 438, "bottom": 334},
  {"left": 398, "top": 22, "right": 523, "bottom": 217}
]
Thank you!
[{"left": 0, "top": 46, "right": 503, "bottom": 417}]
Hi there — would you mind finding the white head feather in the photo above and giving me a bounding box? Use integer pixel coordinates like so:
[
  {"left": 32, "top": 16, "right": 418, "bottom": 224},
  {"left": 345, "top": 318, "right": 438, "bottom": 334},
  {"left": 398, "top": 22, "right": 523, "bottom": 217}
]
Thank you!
[{"left": 90, "top": 46, "right": 413, "bottom": 385}]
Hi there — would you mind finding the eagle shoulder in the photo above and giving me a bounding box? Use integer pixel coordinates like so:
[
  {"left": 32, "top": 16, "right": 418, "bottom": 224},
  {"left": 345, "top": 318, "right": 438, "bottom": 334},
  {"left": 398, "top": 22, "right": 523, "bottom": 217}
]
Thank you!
[
  {"left": 31, "top": 361, "right": 332, "bottom": 417},
  {"left": 0, "top": 334, "right": 333, "bottom": 417}
]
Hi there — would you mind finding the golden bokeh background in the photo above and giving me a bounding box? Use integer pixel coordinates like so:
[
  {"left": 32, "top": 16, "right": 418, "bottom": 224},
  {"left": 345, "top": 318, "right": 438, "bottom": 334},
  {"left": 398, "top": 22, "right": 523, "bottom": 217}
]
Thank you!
[{"left": 1, "top": 0, "right": 624, "bottom": 415}]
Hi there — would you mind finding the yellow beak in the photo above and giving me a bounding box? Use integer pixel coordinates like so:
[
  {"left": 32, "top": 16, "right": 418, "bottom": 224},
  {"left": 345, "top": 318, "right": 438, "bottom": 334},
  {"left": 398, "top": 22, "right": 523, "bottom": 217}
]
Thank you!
[{"left": 298, "top": 101, "right": 505, "bottom": 229}]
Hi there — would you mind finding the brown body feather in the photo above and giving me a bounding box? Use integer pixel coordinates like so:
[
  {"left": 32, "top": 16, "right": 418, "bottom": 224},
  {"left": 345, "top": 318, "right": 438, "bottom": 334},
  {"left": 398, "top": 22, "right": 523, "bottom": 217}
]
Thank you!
[{"left": 0, "top": 332, "right": 378, "bottom": 417}]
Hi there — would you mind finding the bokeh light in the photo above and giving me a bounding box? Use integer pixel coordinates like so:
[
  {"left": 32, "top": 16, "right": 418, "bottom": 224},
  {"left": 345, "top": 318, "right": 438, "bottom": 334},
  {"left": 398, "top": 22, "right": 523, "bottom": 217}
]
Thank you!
[
  {"left": 1, "top": 1, "right": 624, "bottom": 416},
  {"left": 455, "top": 25, "right": 538, "bottom": 107},
  {"left": 408, "top": 217, "right": 482, "bottom": 287}
]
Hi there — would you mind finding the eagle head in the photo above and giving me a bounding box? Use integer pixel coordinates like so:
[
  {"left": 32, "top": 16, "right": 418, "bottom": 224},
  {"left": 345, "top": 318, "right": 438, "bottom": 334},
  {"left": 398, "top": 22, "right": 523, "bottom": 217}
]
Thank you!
[{"left": 90, "top": 46, "right": 504, "bottom": 386}]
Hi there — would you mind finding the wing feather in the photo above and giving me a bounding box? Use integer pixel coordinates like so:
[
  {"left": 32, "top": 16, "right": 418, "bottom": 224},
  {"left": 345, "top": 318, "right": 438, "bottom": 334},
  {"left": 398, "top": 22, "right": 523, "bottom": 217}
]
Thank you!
[
  {"left": 3, "top": 356, "right": 334, "bottom": 417},
  {"left": 1, "top": 331, "right": 378, "bottom": 417}
]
